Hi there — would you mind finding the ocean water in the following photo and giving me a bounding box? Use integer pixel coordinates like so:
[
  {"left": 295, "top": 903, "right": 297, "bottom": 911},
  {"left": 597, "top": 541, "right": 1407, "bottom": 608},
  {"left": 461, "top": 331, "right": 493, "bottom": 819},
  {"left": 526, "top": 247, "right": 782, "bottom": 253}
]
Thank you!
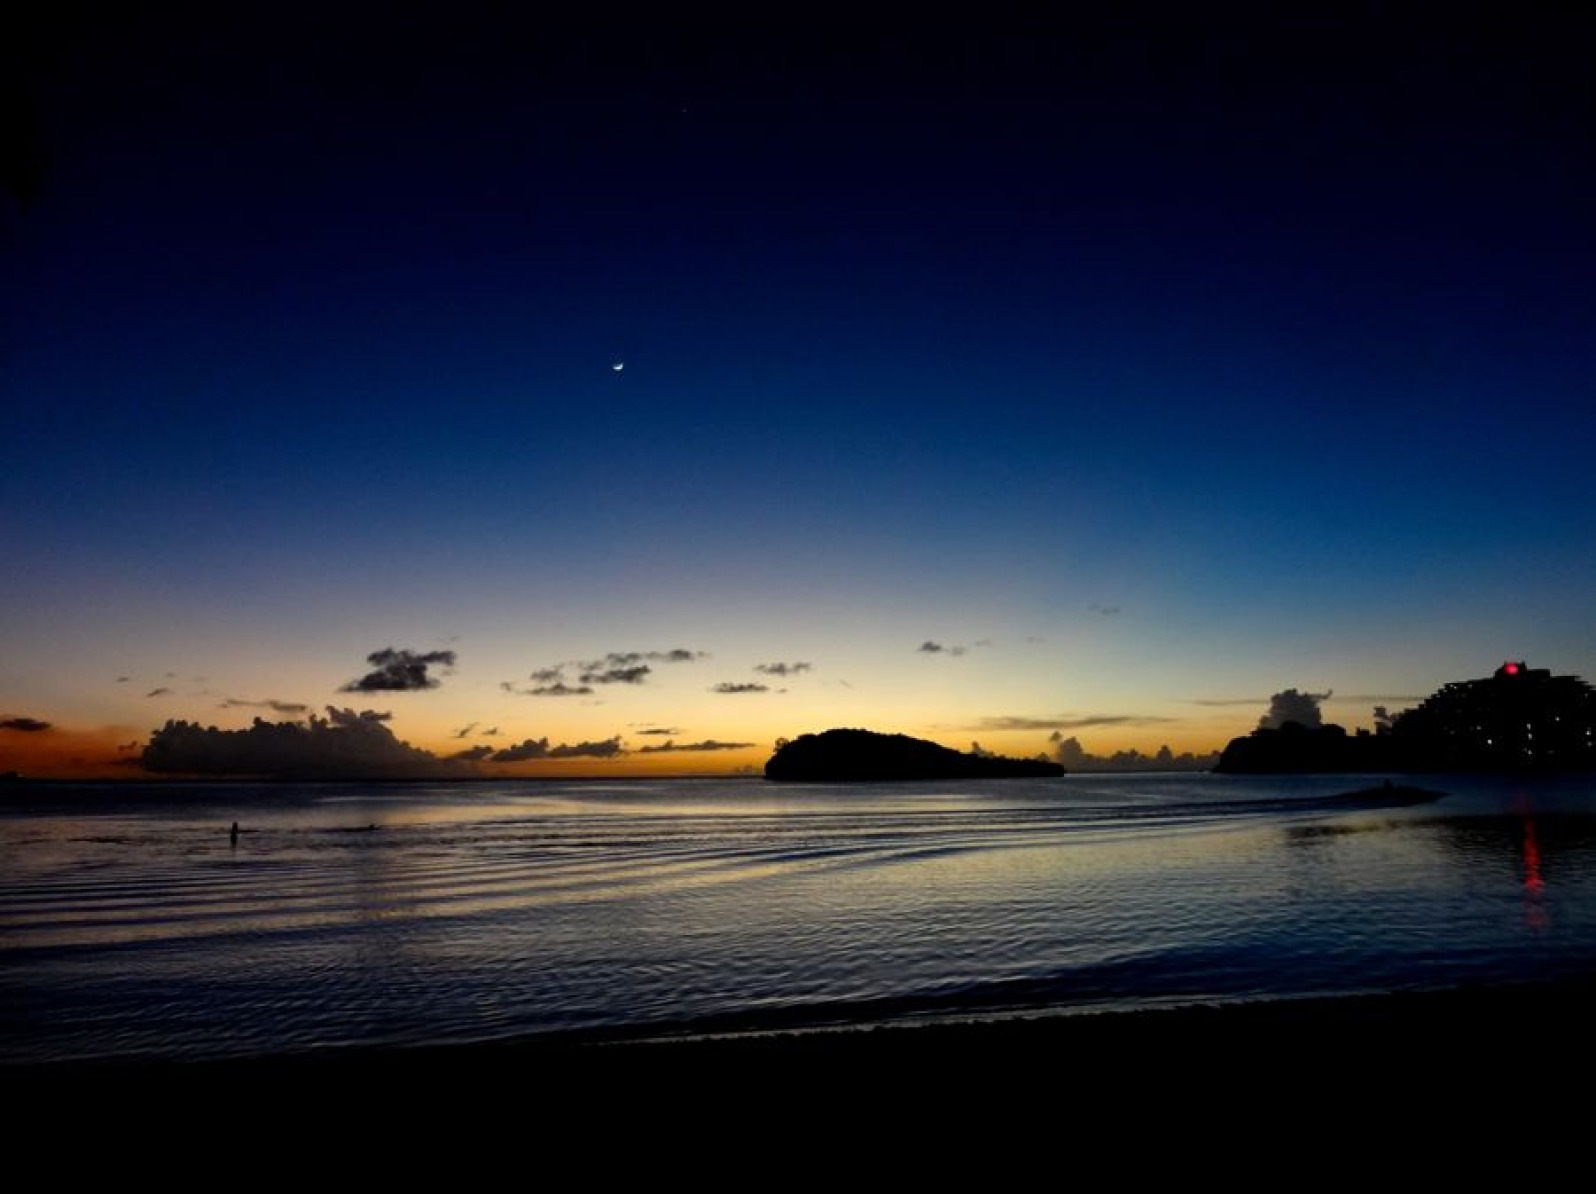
[{"left": 3, "top": 771, "right": 1595, "bottom": 1066}]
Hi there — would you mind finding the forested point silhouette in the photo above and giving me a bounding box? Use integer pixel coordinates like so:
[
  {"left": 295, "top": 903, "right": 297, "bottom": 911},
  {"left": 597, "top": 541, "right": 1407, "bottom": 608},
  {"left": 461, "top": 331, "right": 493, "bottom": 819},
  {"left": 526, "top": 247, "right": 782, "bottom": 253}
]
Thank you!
[{"left": 765, "top": 729, "right": 1065, "bottom": 782}]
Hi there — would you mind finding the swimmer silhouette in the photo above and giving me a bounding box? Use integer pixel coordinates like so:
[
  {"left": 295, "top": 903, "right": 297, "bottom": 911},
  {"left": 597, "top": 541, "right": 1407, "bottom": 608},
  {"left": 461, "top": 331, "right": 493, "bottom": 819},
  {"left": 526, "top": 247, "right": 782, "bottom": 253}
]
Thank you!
[{"left": 230, "top": 821, "right": 239, "bottom": 847}]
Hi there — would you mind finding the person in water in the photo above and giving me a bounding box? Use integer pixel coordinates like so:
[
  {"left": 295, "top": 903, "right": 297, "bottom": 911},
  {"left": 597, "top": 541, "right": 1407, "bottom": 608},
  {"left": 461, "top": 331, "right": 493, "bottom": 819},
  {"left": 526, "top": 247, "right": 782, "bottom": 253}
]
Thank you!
[{"left": 230, "top": 821, "right": 239, "bottom": 846}]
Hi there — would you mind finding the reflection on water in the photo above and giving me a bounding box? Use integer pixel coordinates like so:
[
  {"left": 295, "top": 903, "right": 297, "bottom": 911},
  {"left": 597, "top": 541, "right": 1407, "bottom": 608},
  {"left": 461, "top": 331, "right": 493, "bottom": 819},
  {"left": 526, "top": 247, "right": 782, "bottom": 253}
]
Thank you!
[
  {"left": 2, "top": 772, "right": 1595, "bottom": 1065},
  {"left": 1514, "top": 794, "right": 1550, "bottom": 930}
]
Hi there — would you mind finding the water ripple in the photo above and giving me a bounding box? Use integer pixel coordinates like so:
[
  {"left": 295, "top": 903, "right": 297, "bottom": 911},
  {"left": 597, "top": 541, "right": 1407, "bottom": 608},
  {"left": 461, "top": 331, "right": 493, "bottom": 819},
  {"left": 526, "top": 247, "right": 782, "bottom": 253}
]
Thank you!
[{"left": 4, "top": 774, "right": 1595, "bottom": 1063}]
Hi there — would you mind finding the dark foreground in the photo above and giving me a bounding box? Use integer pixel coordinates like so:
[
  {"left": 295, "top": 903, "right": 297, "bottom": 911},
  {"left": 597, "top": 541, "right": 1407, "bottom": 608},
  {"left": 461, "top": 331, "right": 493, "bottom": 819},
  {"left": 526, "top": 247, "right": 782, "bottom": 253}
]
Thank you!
[{"left": 13, "top": 978, "right": 1595, "bottom": 1151}]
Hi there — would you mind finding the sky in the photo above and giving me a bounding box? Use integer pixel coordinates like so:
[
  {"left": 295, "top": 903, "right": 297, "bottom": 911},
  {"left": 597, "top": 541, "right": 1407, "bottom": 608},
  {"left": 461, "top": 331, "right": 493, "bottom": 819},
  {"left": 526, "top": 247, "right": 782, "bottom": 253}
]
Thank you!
[{"left": 3, "top": 5, "right": 1593, "bottom": 778}]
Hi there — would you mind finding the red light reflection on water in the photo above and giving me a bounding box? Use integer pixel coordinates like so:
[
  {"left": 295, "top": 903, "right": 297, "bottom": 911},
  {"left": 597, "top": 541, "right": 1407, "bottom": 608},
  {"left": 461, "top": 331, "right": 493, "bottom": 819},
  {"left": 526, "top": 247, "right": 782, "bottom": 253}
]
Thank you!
[
  {"left": 1513, "top": 793, "right": 1549, "bottom": 930},
  {"left": 1522, "top": 821, "right": 1545, "bottom": 896}
]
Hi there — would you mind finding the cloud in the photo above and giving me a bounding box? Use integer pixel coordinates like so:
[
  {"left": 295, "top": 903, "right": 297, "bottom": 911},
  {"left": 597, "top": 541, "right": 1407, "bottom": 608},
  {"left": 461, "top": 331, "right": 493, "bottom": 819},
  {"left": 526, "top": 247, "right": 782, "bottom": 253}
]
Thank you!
[
  {"left": 635, "top": 727, "right": 680, "bottom": 736},
  {"left": 525, "top": 650, "right": 705, "bottom": 691},
  {"left": 1332, "top": 693, "right": 1426, "bottom": 704},
  {"left": 754, "top": 662, "right": 812, "bottom": 677},
  {"left": 1, "top": 716, "right": 52, "bottom": 732},
  {"left": 549, "top": 737, "right": 624, "bottom": 759},
  {"left": 481, "top": 726, "right": 500, "bottom": 736},
  {"left": 146, "top": 688, "right": 172, "bottom": 698},
  {"left": 502, "top": 676, "right": 598, "bottom": 697},
  {"left": 140, "top": 707, "right": 460, "bottom": 777},
  {"left": 635, "top": 739, "right": 755, "bottom": 754},
  {"left": 447, "top": 745, "right": 495, "bottom": 762},
  {"left": 1049, "top": 734, "right": 1220, "bottom": 773},
  {"left": 490, "top": 738, "right": 551, "bottom": 762},
  {"left": 918, "top": 641, "right": 967, "bottom": 657},
  {"left": 340, "top": 647, "right": 457, "bottom": 693},
  {"left": 1259, "top": 688, "right": 1331, "bottom": 731},
  {"left": 974, "top": 716, "right": 1066, "bottom": 732},
  {"left": 643, "top": 649, "right": 705, "bottom": 664},
  {"left": 489, "top": 735, "right": 625, "bottom": 762},
  {"left": 451, "top": 722, "right": 478, "bottom": 739},
  {"left": 712, "top": 683, "right": 769, "bottom": 694},
  {"left": 220, "top": 698, "right": 310, "bottom": 715},
  {"left": 1191, "top": 692, "right": 1418, "bottom": 710},
  {"left": 975, "top": 714, "right": 1174, "bottom": 732},
  {"left": 589, "top": 649, "right": 701, "bottom": 671},
  {"left": 579, "top": 665, "right": 651, "bottom": 685}
]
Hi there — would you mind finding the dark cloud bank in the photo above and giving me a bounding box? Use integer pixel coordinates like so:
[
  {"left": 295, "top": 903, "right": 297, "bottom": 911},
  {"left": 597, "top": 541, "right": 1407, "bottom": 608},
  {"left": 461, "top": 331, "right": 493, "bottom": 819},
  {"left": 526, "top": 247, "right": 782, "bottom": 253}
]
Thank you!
[
  {"left": 970, "top": 713, "right": 1218, "bottom": 770},
  {"left": 1, "top": 716, "right": 52, "bottom": 732},
  {"left": 142, "top": 708, "right": 452, "bottom": 778},
  {"left": 1045, "top": 688, "right": 1348, "bottom": 771},
  {"left": 1050, "top": 735, "right": 1220, "bottom": 773},
  {"left": 138, "top": 712, "right": 740, "bottom": 776}
]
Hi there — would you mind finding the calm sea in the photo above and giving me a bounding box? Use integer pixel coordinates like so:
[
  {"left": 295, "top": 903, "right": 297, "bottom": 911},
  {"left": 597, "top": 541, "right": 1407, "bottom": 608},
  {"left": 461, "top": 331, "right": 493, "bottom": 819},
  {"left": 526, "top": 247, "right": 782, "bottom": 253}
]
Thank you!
[{"left": 3, "top": 771, "right": 1594, "bottom": 1066}]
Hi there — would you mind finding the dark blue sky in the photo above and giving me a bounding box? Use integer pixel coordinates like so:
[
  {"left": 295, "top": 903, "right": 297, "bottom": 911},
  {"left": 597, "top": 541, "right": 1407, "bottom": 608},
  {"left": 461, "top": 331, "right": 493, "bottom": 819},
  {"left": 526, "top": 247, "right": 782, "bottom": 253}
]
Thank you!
[{"left": 4, "top": 5, "right": 1594, "bottom": 774}]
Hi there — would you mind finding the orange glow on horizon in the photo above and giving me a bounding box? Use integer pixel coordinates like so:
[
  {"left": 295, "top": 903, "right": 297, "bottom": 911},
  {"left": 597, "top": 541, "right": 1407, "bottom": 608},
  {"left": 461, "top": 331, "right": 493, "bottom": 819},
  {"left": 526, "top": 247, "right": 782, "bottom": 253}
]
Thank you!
[
  {"left": 4, "top": 717, "right": 1244, "bottom": 781},
  {"left": 0, "top": 725, "right": 143, "bottom": 779}
]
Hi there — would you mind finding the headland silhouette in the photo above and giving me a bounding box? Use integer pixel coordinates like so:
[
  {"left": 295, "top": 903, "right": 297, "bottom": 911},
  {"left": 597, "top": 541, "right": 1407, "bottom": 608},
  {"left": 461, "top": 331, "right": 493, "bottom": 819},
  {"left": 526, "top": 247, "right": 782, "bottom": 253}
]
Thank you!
[{"left": 1218, "top": 661, "right": 1596, "bottom": 774}]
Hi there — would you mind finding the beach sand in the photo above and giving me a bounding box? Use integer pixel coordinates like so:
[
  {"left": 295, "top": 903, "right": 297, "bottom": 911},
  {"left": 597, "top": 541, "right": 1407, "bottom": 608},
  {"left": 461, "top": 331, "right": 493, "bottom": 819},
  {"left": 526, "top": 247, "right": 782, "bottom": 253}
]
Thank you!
[
  {"left": 14, "top": 978, "right": 1593, "bottom": 1135},
  {"left": 13, "top": 986, "right": 1591, "bottom": 1186}
]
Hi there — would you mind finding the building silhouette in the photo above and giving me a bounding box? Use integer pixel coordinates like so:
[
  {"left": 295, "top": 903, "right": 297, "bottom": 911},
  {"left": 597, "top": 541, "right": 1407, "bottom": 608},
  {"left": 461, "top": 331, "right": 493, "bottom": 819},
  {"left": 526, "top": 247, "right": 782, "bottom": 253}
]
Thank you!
[{"left": 1388, "top": 661, "right": 1596, "bottom": 772}]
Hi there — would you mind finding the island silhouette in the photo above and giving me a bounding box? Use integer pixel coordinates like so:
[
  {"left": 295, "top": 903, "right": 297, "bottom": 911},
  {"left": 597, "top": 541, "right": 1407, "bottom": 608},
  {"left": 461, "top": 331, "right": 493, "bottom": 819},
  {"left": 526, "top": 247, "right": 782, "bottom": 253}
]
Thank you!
[{"left": 765, "top": 729, "right": 1065, "bottom": 782}]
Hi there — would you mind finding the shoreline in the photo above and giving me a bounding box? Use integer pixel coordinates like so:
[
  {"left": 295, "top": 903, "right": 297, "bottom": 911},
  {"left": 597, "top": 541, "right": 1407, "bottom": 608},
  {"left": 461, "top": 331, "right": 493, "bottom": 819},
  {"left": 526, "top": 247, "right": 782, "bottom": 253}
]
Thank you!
[{"left": 15, "top": 975, "right": 1595, "bottom": 1094}]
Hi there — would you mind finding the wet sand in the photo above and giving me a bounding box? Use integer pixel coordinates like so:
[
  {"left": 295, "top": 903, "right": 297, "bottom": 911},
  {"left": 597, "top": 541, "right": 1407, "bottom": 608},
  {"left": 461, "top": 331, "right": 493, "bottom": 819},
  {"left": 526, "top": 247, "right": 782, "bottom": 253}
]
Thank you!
[{"left": 15, "top": 977, "right": 1594, "bottom": 1132}]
